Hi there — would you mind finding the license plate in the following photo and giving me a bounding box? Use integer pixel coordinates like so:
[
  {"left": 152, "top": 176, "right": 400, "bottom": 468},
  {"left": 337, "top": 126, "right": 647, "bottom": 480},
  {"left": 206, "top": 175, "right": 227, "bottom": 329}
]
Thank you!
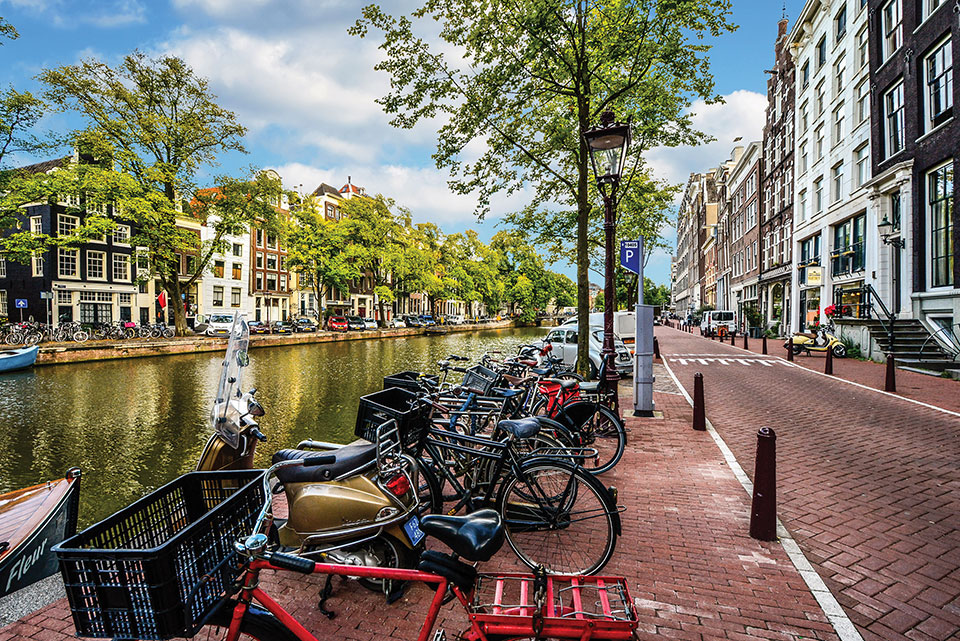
[{"left": 403, "top": 515, "right": 425, "bottom": 545}]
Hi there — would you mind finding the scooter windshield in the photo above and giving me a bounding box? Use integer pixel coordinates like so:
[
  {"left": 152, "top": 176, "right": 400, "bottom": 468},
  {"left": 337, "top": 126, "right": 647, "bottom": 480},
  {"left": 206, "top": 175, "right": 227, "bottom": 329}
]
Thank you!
[{"left": 210, "top": 313, "right": 250, "bottom": 449}]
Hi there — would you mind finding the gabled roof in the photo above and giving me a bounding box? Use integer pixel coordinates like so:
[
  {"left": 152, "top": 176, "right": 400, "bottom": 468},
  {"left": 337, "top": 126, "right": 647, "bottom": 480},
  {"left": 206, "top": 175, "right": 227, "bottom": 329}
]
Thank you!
[
  {"left": 311, "top": 183, "right": 343, "bottom": 199},
  {"left": 16, "top": 156, "right": 71, "bottom": 174},
  {"left": 340, "top": 183, "right": 363, "bottom": 195}
]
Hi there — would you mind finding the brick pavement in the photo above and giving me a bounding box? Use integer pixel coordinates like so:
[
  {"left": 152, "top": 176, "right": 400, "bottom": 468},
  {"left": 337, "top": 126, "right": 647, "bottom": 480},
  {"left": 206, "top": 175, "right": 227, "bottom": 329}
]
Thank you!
[
  {"left": 657, "top": 325, "right": 960, "bottom": 641},
  {"left": 0, "top": 380, "right": 842, "bottom": 641}
]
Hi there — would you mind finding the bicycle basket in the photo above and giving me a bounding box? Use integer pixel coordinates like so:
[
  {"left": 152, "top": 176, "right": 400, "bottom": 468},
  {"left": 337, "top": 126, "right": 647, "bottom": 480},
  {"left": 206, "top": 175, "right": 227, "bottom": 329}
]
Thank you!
[
  {"left": 356, "top": 387, "right": 430, "bottom": 452},
  {"left": 461, "top": 364, "right": 499, "bottom": 395},
  {"left": 383, "top": 370, "right": 439, "bottom": 393},
  {"left": 54, "top": 470, "right": 265, "bottom": 640}
]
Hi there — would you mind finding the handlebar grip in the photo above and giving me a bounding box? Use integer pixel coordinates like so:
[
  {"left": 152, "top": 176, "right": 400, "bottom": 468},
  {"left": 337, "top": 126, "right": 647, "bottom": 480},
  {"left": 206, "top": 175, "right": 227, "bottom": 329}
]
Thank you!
[
  {"left": 451, "top": 366, "right": 468, "bottom": 373},
  {"left": 303, "top": 455, "right": 336, "bottom": 466},
  {"left": 269, "top": 551, "right": 316, "bottom": 574},
  {"left": 449, "top": 355, "right": 468, "bottom": 361},
  {"left": 250, "top": 428, "right": 267, "bottom": 442}
]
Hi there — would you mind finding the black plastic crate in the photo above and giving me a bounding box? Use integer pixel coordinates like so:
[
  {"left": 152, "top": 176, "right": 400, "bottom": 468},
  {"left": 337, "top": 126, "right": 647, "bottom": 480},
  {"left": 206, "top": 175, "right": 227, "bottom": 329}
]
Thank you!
[
  {"left": 356, "top": 386, "right": 429, "bottom": 451},
  {"left": 54, "top": 470, "right": 265, "bottom": 640},
  {"left": 462, "top": 364, "right": 499, "bottom": 395},
  {"left": 383, "top": 370, "right": 439, "bottom": 392}
]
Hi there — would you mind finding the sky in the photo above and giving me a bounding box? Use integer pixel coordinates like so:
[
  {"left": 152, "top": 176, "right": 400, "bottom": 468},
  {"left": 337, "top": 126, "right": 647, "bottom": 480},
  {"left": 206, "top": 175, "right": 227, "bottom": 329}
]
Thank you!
[{"left": 0, "top": 0, "right": 808, "bottom": 287}]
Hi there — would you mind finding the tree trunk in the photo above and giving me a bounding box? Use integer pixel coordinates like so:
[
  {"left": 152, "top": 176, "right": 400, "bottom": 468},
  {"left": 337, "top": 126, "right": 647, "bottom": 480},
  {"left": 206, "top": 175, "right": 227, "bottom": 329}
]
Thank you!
[
  {"left": 378, "top": 299, "right": 387, "bottom": 327},
  {"left": 575, "top": 110, "right": 592, "bottom": 378},
  {"left": 168, "top": 277, "right": 187, "bottom": 336}
]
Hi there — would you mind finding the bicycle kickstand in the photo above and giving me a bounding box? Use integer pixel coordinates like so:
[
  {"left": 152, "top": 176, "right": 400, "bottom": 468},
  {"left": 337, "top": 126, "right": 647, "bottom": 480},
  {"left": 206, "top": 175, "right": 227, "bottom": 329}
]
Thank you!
[{"left": 317, "top": 575, "right": 337, "bottom": 619}]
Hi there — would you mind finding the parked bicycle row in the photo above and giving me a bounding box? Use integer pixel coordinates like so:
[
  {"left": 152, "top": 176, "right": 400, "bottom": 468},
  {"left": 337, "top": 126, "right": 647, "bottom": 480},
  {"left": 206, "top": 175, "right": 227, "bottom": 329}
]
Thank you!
[
  {"left": 0, "top": 320, "right": 175, "bottom": 345},
  {"left": 41, "top": 315, "right": 636, "bottom": 641}
]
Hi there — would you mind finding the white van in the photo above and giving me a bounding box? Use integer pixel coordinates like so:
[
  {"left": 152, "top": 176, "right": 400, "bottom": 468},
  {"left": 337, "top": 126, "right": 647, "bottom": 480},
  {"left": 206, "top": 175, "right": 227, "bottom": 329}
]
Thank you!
[
  {"left": 560, "top": 311, "right": 636, "bottom": 345},
  {"left": 700, "top": 310, "right": 737, "bottom": 337},
  {"left": 205, "top": 314, "right": 236, "bottom": 337}
]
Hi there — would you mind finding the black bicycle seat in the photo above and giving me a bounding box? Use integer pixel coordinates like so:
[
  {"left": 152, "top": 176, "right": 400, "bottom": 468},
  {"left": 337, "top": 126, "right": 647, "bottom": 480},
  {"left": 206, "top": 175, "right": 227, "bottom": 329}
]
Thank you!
[
  {"left": 420, "top": 509, "right": 505, "bottom": 562},
  {"left": 530, "top": 367, "right": 551, "bottom": 376},
  {"left": 272, "top": 442, "right": 377, "bottom": 483},
  {"left": 498, "top": 417, "right": 541, "bottom": 438},
  {"left": 490, "top": 387, "right": 523, "bottom": 398},
  {"left": 578, "top": 381, "right": 600, "bottom": 393}
]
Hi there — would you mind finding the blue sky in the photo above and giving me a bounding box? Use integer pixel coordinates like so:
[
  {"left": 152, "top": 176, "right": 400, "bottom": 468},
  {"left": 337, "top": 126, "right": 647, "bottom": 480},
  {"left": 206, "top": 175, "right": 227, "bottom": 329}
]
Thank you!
[{"left": 0, "top": 0, "right": 807, "bottom": 286}]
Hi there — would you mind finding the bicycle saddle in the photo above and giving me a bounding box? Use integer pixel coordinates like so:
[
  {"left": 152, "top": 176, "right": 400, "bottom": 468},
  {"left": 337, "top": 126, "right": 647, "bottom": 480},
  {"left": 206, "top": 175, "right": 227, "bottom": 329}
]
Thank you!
[
  {"left": 530, "top": 367, "right": 551, "bottom": 376},
  {"left": 578, "top": 381, "right": 601, "bottom": 393},
  {"left": 498, "top": 417, "right": 541, "bottom": 438},
  {"left": 420, "top": 509, "right": 505, "bottom": 562},
  {"left": 272, "top": 441, "right": 377, "bottom": 483},
  {"left": 490, "top": 387, "right": 523, "bottom": 398}
]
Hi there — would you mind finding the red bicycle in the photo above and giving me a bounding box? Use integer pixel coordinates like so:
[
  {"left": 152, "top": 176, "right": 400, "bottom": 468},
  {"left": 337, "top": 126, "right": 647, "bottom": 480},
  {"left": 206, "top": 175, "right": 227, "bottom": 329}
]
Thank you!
[{"left": 206, "top": 460, "right": 639, "bottom": 641}]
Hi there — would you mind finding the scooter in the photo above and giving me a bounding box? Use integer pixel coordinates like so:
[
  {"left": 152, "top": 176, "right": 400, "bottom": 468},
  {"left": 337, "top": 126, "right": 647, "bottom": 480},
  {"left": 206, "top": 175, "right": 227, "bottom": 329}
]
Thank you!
[
  {"left": 196, "top": 314, "right": 432, "bottom": 600},
  {"left": 785, "top": 323, "right": 847, "bottom": 358}
]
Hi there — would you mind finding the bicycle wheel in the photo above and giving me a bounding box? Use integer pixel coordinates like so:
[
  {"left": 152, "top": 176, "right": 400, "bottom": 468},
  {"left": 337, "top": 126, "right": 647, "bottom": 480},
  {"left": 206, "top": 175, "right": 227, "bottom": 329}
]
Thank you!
[
  {"left": 72, "top": 330, "right": 89, "bottom": 343},
  {"left": 24, "top": 332, "right": 41, "bottom": 346},
  {"left": 555, "top": 402, "right": 626, "bottom": 475},
  {"left": 415, "top": 456, "right": 443, "bottom": 517},
  {"left": 201, "top": 600, "right": 298, "bottom": 641},
  {"left": 162, "top": 328, "right": 175, "bottom": 338},
  {"left": 496, "top": 458, "right": 617, "bottom": 575}
]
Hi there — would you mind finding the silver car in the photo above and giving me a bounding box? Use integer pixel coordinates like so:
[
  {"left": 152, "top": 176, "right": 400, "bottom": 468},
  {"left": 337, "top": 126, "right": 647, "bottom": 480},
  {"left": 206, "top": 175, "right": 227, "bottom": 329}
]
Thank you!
[{"left": 538, "top": 327, "right": 633, "bottom": 377}]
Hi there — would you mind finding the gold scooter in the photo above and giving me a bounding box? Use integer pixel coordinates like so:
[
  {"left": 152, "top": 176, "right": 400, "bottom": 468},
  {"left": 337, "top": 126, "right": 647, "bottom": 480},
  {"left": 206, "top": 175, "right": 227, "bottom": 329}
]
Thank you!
[
  {"left": 197, "top": 315, "right": 434, "bottom": 598},
  {"left": 784, "top": 323, "right": 847, "bottom": 358}
]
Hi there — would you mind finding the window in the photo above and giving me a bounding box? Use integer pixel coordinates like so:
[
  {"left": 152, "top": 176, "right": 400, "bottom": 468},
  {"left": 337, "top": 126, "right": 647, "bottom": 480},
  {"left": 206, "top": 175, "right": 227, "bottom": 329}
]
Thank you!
[
  {"left": 834, "top": 5, "right": 846, "bottom": 42},
  {"left": 32, "top": 254, "right": 44, "bottom": 277},
  {"left": 58, "top": 214, "right": 79, "bottom": 237},
  {"left": 815, "top": 81, "right": 826, "bottom": 115},
  {"left": 922, "top": 0, "right": 945, "bottom": 21},
  {"left": 266, "top": 255, "right": 277, "bottom": 270},
  {"left": 213, "top": 286, "right": 224, "bottom": 307},
  {"left": 232, "top": 263, "right": 242, "bottom": 280},
  {"left": 798, "top": 190, "right": 807, "bottom": 221},
  {"left": 929, "top": 162, "right": 954, "bottom": 287},
  {"left": 815, "top": 125, "right": 825, "bottom": 161},
  {"left": 87, "top": 251, "right": 105, "bottom": 280},
  {"left": 832, "top": 105, "right": 844, "bottom": 146},
  {"left": 266, "top": 233, "right": 277, "bottom": 249},
  {"left": 854, "top": 145, "right": 869, "bottom": 188},
  {"left": 814, "top": 177, "right": 824, "bottom": 214},
  {"left": 278, "top": 256, "right": 286, "bottom": 271},
  {"left": 213, "top": 260, "right": 225, "bottom": 278},
  {"left": 885, "top": 82, "right": 905, "bottom": 157},
  {"left": 256, "top": 273, "right": 263, "bottom": 290},
  {"left": 881, "top": 0, "right": 902, "bottom": 61},
  {"left": 800, "top": 101, "right": 809, "bottom": 132},
  {"left": 30, "top": 216, "right": 42, "bottom": 234},
  {"left": 856, "top": 27, "right": 868, "bottom": 69},
  {"left": 186, "top": 255, "right": 198, "bottom": 275},
  {"left": 256, "top": 229, "right": 264, "bottom": 246},
  {"left": 801, "top": 60, "right": 810, "bottom": 87},
  {"left": 231, "top": 288, "right": 241, "bottom": 307},
  {"left": 0, "top": 259, "right": 4, "bottom": 278},
  {"left": 113, "top": 254, "right": 130, "bottom": 281},
  {"left": 832, "top": 163, "right": 844, "bottom": 202},
  {"left": 799, "top": 235, "right": 822, "bottom": 285},
  {"left": 112, "top": 225, "right": 130, "bottom": 245},
  {"left": 266, "top": 274, "right": 278, "bottom": 290},
  {"left": 833, "top": 60, "right": 845, "bottom": 97},
  {"left": 925, "top": 38, "right": 953, "bottom": 131},
  {"left": 256, "top": 252, "right": 264, "bottom": 269},
  {"left": 890, "top": 191, "right": 902, "bottom": 229},
  {"left": 831, "top": 213, "right": 866, "bottom": 276},
  {"left": 58, "top": 249, "right": 78, "bottom": 278},
  {"left": 800, "top": 142, "right": 809, "bottom": 174},
  {"left": 817, "top": 36, "right": 827, "bottom": 69},
  {"left": 57, "top": 290, "right": 71, "bottom": 305},
  {"left": 232, "top": 243, "right": 243, "bottom": 257},
  {"left": 855, "top": 80, "right": 870, "bottom": 124},
  {"left": 279, "top": 274, "right": 287, "bottom": 291},
  {"left": 0, "top": 291, "right": 5, "bottom": 316},
  {"left": 118, "top": 293, "right": 132, "bottom": 305}
]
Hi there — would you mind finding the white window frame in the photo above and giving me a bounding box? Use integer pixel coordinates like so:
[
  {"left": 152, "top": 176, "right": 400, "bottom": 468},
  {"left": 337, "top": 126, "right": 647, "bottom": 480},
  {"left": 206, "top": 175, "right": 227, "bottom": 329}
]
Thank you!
[
  {"left": 0, "top": 290, "right": 6, "bottom": 316},
  {"left": 924, "top": 37, "right": 953, "bottom": 133},
  {"left": 30, "top": 216, "right": 42, "bottom": 234},
  {"left": 881, "top": 0, "right": 902, "bottom": 62},
  {"left": 927, "top": 160, "right": 954, "bottom": 289},
  {"left": 800, "top": 143, "right": 809, "bottom": 174},
  {"left": 831, "top": 163, "right": 844, "bottom": 203},
  {"left": 855, "top": 79, "right": 870, "bottom": 125},
  {"left": 854, "top": 144, "right": 870, "bottom": 189},
  {"left": 31, "top": 254, "right": 44, "bottom": 278},
  {"left": 815, "top": 177, "right": 824, "bottom": 214},
  {"left": 0, "top": 259, "right": 5, "bottom": 278},
  {"left": 856, "top": 27, "right": 869, "bottom": 70},
  {"left": 58, "top": 214, "right": 79, "bottom": 237},
  {"left": 885, "top": 81, "right": 905, "bottom": 158},
  {"left": 58, "top": 248, "right": 79, "bottom": 279},
  {"left": 798, "top": 190, "right": 807, "bottom": 221},
  {"left": 112, "top": 224, "right": 131, "bottom": 246},
  {"left": 112, "top": 253, "right": 130, "bottom": 282},
  {"left": 922, "top": 0, "right": 946, "bottom": 21},
  {"left": 832, "top": 104, "right": 844, "bottom": 147},
  {"left": 815, "top": 124, "right": 825, "bottom": 161},
  {"left": 87, "top": 250, "right": 106, "bottom": 281}
]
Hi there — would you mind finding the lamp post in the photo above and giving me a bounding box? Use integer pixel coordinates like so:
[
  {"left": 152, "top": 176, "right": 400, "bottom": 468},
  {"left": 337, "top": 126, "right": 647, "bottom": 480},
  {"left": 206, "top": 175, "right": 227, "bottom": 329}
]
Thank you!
[{"left": 584, "top": 111, "right": 631, "bottom": 416}]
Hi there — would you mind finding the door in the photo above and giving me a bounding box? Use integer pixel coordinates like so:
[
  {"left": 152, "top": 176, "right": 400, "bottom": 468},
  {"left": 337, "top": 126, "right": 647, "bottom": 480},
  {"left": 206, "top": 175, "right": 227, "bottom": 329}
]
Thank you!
[
  {"left": 891, "top": 246, "right": 901, "bottom": 312},
  {"left": 545, "top": 329, "right": 565, "bottom": 362}
]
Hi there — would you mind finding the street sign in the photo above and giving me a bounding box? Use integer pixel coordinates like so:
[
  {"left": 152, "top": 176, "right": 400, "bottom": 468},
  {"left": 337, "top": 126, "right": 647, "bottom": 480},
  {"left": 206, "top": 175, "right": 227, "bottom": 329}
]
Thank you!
[
  {"left": 620, "top": 240, "right": 641, "bottom": 275},
  {"left": 40, "top": 292, "right": 54, "bottom": 300},
  {"left": 14, "top": 299, "right": 27, "bottom": 309}
]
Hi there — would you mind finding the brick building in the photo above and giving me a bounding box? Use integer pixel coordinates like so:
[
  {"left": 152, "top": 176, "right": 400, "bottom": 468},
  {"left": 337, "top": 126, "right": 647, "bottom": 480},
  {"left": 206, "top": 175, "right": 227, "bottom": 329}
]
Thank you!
[{"left": 728, "top": 142, "right": 762, "bottom": 327}]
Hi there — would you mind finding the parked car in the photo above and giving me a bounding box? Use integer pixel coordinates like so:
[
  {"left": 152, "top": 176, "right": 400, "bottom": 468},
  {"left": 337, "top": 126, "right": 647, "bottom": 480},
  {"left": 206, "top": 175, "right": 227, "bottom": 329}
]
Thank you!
[
  {"left": 419, "top": 315, "right": 436, "bottom": 326},
  {"left": 272, "top": 320, "right": 294, "bottom": 334},
  {"left": 561, "top": 311, "right": 636, "bottom": 347},
  {"left": 204, "top": 314, "right": 235, "bottom": 337},
  {"left": 447, "top": 314, "right": 465, "bottom": 325},
  {"left": 537, "top": 327, "right": 633, "bottom": 378},
  {"left": 326, "top": 316, "right": 348, "bottom": 332},
  {"left": 700, "top": 310, "right": 737, "bottom": 337},
  {"left": 363, "top": 317, "right": 378, "bottom": 330},
  {"left": 402, "top": 315, "right": 424, "bottom": 328},
  {"left": 388, "top": 317, "right": 407, "bottom": 328},
  {"left": 293, "top": 317, "right": 318, "bottom": 332},
  {"left": 248, "top": 321, "right": 270, "bottom": 335},
  {"left": 346, "top": 315, "right": 366, "bottom": 331}
]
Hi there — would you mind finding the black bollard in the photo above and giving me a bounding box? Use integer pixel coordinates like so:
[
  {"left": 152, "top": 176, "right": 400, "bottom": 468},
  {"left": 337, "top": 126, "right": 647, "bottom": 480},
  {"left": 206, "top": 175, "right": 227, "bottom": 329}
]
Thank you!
[
  {"left": 693, "top": 372, "right": 706, "bottom": 431},
  {"left": 749, "top": 427, "right": 777, "bottom": 541},
  {"left": 730, "top": 332, "right": 736, "bottom": 346},
  {"left": 885, "top": 354, "right": 897, "bottom": 393},
  {"left": 786, "top": 340, "right": 794, "bottom": 361},
  {"left": 762, "top": 335, "right": 768, "bottom": 355},
  {"left": 653, "top": 337, "right": 661, "bottom": 360},
  {"left": 743, "top": 332, "right": 749, "bottom": 350},
  {"left": 825, "top": 344, "right": 833, "bottom": 375}
]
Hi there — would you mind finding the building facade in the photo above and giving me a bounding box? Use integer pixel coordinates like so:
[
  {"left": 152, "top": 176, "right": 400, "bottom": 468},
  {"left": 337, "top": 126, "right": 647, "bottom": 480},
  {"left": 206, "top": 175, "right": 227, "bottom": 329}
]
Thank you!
[{"left": 728, "top": 142, "right": 762, "bottom": 327}]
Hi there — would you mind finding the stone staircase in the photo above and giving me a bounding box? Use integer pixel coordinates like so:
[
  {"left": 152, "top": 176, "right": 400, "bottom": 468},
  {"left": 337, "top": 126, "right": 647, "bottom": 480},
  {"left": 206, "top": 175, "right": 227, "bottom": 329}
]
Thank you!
[{"left": 857, "top": 318, "right": 960, "bottom": 377}]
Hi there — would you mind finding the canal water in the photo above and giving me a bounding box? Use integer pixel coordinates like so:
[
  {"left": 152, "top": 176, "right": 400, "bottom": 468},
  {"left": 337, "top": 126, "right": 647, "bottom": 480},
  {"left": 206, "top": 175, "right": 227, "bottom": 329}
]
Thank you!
[{"left": 0, "top": 327, "right": 544, "bottom": 526}]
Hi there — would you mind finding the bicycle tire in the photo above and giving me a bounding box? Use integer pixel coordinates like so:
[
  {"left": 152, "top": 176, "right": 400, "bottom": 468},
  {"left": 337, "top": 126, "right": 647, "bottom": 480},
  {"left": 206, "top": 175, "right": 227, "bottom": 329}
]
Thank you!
[
  {"left": 552, "top": 402, "right": 626, "bottom": 475},
  {"left": 73, "top": 330, "right": 89, "bottom": 343},
  {"left": 201, "top": 600, "right": 299, "bottom": 641},
  {"left": 415, "top": 456, "right": 443, "bottom": 517},
  {"left": 24, "top": 332, "right": 41, "bottom": 346},
  {"left": 163, "top": 328, "right": 175, "bottom": 338},
  {"left": 496, "top": 458, "right": 617, "bottom": 576}
]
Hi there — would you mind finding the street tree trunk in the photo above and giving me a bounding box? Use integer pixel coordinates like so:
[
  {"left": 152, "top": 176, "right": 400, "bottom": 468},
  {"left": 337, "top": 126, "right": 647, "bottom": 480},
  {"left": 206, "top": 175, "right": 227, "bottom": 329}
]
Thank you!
[{"left": 575, "top": 91, "right": 592, "bottom": 379}]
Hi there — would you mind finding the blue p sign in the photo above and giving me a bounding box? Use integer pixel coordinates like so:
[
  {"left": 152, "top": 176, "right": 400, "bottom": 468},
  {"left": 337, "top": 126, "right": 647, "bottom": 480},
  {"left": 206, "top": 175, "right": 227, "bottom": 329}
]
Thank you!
[{"left": 620, "top": 240, "right": 641, "bottom": 275}]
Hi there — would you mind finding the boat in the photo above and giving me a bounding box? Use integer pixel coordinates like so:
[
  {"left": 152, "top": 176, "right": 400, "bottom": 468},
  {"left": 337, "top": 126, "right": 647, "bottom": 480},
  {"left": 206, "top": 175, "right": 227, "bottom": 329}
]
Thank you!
[
  {"left": 0, "top": 469, "right": 81, "bottom": 598},
  {"left": 0, "top": 345, "right": 39, "bottom": 374}
]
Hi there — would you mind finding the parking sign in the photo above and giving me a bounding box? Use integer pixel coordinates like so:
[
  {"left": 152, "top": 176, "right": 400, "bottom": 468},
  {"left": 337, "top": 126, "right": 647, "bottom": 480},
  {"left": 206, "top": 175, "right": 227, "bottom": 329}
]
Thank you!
[{"left": 620, "top": 240, "right": 641, "bottom": 275}]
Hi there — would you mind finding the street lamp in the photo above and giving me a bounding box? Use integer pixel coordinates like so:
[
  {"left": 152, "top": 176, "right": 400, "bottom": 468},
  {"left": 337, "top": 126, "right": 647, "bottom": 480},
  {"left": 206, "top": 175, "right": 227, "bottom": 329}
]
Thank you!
[
  {"left": 584, "top": 111, "right": 631, "bottom": 415},
  {"left": 877, "top": 214, "right": 905, "bottom": 249}
]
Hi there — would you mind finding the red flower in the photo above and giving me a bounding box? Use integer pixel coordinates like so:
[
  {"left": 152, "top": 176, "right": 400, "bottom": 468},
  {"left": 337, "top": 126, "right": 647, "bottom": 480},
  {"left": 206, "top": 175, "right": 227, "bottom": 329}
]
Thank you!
[{"left": 823, "top": 304, "right": 837, "bottom": 317}]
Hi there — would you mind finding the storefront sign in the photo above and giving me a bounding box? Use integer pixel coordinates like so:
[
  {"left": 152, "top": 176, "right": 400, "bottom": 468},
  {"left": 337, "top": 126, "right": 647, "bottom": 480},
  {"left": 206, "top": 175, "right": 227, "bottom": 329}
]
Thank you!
[{"left": 806, "top": 266, "right": 822, "bottom": 286}]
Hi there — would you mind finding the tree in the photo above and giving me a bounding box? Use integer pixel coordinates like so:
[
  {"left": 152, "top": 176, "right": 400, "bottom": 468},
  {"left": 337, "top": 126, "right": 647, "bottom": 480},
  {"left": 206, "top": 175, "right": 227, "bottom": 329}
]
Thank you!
[
  {"left": 593, "top": 290, "right": 604, "bottom": 312},
  {"left": 284, "top": 197, "right": 361, "bottom": 319},
  {"left": 352, "top": 0, "right": 734, "bottom": 375},
  {"left": 38, "top": 53, "right": 279, "bottom": 334},
  {"left": 0, "top": 16, "right": 17, "bottom": 43}
]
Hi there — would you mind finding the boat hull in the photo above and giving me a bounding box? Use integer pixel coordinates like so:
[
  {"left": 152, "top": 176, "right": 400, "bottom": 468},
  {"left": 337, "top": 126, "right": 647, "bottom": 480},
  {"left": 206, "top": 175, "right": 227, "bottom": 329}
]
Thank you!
[{"left": 0, "top": 346, "right": 39, "bottom": 374}]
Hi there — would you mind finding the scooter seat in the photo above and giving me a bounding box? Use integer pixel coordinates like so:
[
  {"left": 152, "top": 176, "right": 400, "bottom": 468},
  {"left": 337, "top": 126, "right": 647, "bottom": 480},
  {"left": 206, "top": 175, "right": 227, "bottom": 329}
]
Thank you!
[
  {"left": 272, "top": 441, "right": 377, "bottom": 484},
  {"left": 795, "top": 332, "right": 817, "bottom": 339},
  {"left": 420, "top": 509, "right": 505, "bottom": 562},
  {"left": 498, "top": 417, "right": 541, "bottom": 439}
]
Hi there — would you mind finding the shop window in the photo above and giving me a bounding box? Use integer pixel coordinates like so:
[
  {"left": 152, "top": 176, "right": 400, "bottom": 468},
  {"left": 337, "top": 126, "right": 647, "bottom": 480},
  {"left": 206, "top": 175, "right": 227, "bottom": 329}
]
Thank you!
[
  {"left": 929, "top": 162, "right": 954, "bottom": 287},
  {"left": 831, "top": 213, "right": 866, "bottom": 276}
]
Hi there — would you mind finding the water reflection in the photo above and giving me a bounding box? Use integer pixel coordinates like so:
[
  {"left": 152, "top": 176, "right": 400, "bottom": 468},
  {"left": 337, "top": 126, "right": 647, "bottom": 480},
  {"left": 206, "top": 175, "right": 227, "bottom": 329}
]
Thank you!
[{"left": 0, "top": 327, "right": 544, "bottom": 525}]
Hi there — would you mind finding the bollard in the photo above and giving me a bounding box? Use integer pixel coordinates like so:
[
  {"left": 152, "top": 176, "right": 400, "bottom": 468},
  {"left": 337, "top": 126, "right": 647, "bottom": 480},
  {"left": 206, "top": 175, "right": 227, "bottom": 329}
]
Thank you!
[
  {"left": 885, "top": 354, "right": 897, "bottom": 393},
  {"left": 786, "top": 340, "right": 794, "bottom": 361},
  {"left": 693, "top": 372, "right": 706, "bottom": 431},
  {"left": 762, "top": 335, "right": 768, "bottom": 355},
  {"left": 653, "top": 337, "right": 661, "bottom": 360},
  {"left": 730, "top": 332, "right": 736, "bottom": 346},
  {"left": 743, "top": 332, "right": 749, "bottom": 350},
  {"left": 749, "top": 427, "right": 777, "bottom": 541},
  {"left": 824, "top": 344, "right": 833, "bottom": 375}
]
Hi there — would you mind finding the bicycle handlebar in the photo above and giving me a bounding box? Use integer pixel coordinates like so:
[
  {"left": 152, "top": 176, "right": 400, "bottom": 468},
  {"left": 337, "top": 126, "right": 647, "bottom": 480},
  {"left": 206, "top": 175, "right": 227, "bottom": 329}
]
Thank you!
[{"left": 268, "top": 550, "right": 316, "bottom": 574}]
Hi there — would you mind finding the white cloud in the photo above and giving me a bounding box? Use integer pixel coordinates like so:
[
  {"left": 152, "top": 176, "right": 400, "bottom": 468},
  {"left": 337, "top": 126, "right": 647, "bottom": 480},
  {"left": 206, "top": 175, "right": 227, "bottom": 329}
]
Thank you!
[{"left": 646, "top": 89, "right": 768, "bottom": 188}]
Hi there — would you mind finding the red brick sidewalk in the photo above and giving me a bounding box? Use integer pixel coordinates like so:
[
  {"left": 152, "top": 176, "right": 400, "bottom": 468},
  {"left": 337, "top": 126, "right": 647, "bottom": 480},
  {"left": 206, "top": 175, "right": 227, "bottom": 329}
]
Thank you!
[
  {"left": 0, "top": 385, "right": 842, "bottom": 641},
  {"left": 657, "top": 325, "right": 960, "bottom": 641}
]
